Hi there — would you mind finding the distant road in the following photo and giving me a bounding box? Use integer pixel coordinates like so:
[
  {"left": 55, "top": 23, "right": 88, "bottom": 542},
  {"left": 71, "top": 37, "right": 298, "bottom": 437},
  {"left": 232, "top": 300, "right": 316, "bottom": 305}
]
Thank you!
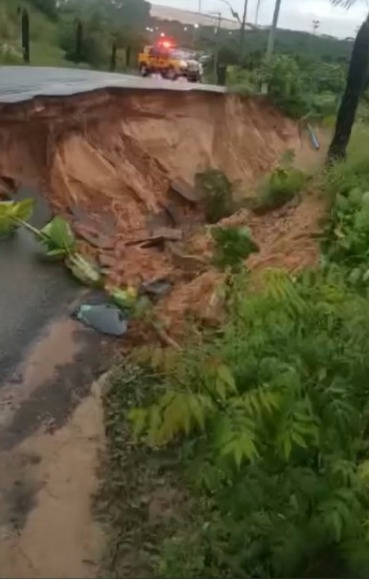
[{"left": 0, "top": 66, "right": 225, "bottom": 103}]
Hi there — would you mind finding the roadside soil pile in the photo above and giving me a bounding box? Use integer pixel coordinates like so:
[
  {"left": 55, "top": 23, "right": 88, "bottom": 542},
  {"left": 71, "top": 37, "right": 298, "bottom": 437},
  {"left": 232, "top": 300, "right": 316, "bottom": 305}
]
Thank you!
[{"left": 0, "top": 88, "right": 324, "bottom": 333}]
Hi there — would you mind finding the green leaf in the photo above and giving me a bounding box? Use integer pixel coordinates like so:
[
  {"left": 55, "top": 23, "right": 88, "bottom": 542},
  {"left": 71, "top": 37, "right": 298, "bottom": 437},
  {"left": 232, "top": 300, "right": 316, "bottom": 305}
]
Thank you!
[
  {"left": 354, "top": 209, "right": 369, "bottom": 231},
  {"left": 362, "top": 191, "right": 369, "bottom": 207},
  {"left": 282, "top": 435, "right": 292, "bottom": 460},
  {"left": 129, "top": 407, "right": 148, "bottom": 438},
  {"left": 109, "top": 286, "right": 138, "bottom": 310},
  {"left": 331, "top": 509, "right": 343, "bottom": 541},
  {"left": 348, "top": 187, "right": 363, "bottom": 204},
  {"left": 217, "top": 365, "right": 237, "bottom": 393},
  {"left": 220, "top": 430, "right": 258, "bottom": 467},
  {"left": 335, "top": 194, "right": 350, "bottom": 211},
  {"left": 40, "top": 216, "right": 75, "bottom": 255},
  {"left": 66, "top": 253, "right": 102, "bottom": 287},
  {"left": 348, "top": 267, "right": 362, "bottom": 286},
  {"left": 0, "top": 199, "right": 35, "bottom": 235}
]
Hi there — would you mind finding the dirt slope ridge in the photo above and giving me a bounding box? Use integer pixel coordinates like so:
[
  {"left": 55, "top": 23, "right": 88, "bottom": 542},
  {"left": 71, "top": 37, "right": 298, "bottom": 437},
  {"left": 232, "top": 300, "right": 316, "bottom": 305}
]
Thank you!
[
  {"left": 0, "top": 88, "right": 298, "bottom": 208},
  {"left": 0, "top": 88, "right": 301, "bottom": 287}
]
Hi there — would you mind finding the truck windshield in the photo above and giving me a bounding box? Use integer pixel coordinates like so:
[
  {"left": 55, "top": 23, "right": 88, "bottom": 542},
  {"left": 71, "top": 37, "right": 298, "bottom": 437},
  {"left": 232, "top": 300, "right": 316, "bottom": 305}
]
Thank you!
[{"left": 171, "top": 50, "right": 195, "bottom": 60}]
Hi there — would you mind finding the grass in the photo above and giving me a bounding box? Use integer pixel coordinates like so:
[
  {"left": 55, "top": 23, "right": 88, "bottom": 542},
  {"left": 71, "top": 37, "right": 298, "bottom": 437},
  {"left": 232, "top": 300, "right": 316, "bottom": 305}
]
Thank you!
[
  {"left": 0, "top": 0, "right": 69, "bottom": 67},
  {"left": 95, "top": 364, "right": 195, "bottom": 578},
  {"left": 254, "top": 166, "right": 308, "bottom": 213},
  {"left": 322, "top": 125, "right": 369, "bottom": 200},
  {"left": 27, "top": 42, "right": 67, "bottom": 66}
]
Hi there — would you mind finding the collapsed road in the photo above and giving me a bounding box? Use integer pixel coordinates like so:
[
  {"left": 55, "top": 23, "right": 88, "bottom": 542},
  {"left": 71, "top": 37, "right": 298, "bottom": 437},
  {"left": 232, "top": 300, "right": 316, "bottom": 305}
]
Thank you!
[
  {"left": 0, "top": 66, "right": 312, "bottom": 577},
  {"left": 0, "top": 66, "right": 225, "bottom": 102}
]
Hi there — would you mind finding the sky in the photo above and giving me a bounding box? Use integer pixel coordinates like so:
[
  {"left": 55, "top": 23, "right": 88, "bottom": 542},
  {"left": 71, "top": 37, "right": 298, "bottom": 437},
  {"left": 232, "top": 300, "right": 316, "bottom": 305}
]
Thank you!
[{"left": 152, "top": 0, "right": 368, "bottom": 38}]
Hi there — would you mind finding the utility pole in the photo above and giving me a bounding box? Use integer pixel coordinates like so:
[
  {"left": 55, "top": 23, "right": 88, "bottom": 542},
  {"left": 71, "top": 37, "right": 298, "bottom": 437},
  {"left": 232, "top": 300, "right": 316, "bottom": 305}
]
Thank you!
[
  {"left": 209, "top": 11, "right": 222, "bottom": 81},
  {"left": 239, "top": 0, "right": 248, "bottom": 57},
  {"left": 265, "top": 0, "right": 282, "bottom": 63},
  {"left": 261, "top": 0, "right": 282, "bottom": 93},
  {"left": 199, "top": 0, "right": 202, "bottom": 13},
  {"left": 255, "top": 0, "right": 262, "bottom": 26}
]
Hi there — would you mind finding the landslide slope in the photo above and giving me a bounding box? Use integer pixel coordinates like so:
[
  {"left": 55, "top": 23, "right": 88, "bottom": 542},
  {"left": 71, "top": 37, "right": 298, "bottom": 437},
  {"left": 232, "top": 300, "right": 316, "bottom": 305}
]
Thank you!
[{"left": 0, "top": 89, "right": 299, "bottom": 233}]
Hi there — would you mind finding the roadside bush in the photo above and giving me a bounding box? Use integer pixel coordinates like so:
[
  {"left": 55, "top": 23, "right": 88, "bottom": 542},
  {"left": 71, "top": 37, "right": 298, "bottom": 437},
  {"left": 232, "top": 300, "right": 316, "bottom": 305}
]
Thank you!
[
  {"left": 131, "top": 268, "right": 369, "bottom": 578},
  {"left": 254, "top": 166, "right": 307, "bottom": 213},
  {"left": 211, "top": 225, "right": 259, "bottom": 271},
  {"left": 257, "top": 55, "right": 312, "bottom": 118},
  {"left": 255, "top": 55, "right": 342, "bottom": 119},
  {"left": 322, "top": 127, "right": 369, "bottom": 292},
  {"left": 253, "top": 152, "right": 308, "bottom": 213},
  {"left": 196, "top": 169, "right": 236, "bottom": 224},
  {"left": 323, "top": 127, "right": 369, "bottom": 199}
]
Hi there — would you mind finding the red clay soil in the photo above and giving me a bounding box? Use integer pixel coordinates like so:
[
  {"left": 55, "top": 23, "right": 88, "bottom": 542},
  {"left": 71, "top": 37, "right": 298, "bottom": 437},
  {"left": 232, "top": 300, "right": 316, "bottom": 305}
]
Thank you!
[
  {"left": 0, "top": 88, "right": 324, "bottom": 333},
  {"left": 157, "top": 193, "right": 325, "bottom": 336}
]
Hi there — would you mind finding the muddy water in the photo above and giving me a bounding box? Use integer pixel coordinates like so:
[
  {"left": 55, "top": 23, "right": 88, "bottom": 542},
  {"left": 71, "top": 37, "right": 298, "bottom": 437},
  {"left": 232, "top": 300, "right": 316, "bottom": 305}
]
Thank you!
[{"left": 0, "top": 188, "right": 110, "bottom": 577}]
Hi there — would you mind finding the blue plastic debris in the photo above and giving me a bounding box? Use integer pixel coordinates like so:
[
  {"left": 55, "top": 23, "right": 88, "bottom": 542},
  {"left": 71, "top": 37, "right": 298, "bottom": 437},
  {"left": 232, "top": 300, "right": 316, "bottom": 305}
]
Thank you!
[
  {"left": 73, "top": 303, "right": 128, "bottom": 336},
  {"left": 307, "top": 123, "right": 320, "bottom": 150}
]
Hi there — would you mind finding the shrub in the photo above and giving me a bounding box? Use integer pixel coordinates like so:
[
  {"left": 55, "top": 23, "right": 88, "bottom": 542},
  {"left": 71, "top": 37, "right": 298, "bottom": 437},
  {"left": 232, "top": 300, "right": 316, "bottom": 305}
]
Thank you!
[
  {"left": 196, "top": 169, "right": 236, "bottom": 224},
  {"left": 131, "top": 268, "right": 369, "bottom": 578},
  {"left": 254, "top": 154, "right": 308, "bottom": 213},
  {"left": 323, "top": 127, "right": 369, "bottom": 199},
  {"left": 322, "top": 128, "right": 369, "bottom": 292},
  {"left": 211, "top": 225, "right": 259, "bottom": 272},
  {"left": 256, "top": 55, "right": 313, "bottom": 118}
]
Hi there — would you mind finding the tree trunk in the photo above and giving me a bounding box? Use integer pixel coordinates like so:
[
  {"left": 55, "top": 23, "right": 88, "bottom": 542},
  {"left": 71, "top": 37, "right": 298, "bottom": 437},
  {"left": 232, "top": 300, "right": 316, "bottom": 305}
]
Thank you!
[
  {"left": 126, "top": 46, "right": 132, "bottom": 68},
  {"left": 216, "top": 62, "right": 227, "bottom": 86},
  {"left": 21, "top": 9, "right": 30, "bottom": 64},
  {"left": 75, "top": 20, "right": 83, "bottom": 63},
  {"left": 327, "top": 14, "right": 369, "bottom": 162},
  {"left": 110, "top": 42, "right": 117, "bottom": 71}
]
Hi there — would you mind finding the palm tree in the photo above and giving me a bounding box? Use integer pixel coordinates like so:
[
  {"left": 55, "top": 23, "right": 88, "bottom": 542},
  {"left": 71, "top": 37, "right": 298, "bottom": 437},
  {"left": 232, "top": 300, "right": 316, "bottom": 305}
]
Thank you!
[
  {"left": 17, "top": 7, "right": 30, "bottom": 63},
  {"left": 327, "top": 0, "right": 369, "bottom": 161}
]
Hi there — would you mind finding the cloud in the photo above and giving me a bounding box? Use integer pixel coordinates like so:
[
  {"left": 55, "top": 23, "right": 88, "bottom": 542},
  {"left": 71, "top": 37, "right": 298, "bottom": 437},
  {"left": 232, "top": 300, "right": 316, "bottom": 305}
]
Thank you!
[{"left": 152, "top": 0, "right": 368, "bottom": 37}]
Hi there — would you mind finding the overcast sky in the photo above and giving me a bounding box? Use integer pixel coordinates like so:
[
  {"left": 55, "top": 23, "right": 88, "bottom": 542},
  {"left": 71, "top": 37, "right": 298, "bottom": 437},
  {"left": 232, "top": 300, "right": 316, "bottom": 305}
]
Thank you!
[{"left": 153, "top": 0, "right": 368, "bottom": 38}]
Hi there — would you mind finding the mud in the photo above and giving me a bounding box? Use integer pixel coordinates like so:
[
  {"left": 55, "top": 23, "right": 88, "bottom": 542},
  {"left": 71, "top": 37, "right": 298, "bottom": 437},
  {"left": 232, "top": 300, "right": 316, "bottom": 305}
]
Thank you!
[{"left": 0, "top": 313, "right": 111, "bottom": 578}]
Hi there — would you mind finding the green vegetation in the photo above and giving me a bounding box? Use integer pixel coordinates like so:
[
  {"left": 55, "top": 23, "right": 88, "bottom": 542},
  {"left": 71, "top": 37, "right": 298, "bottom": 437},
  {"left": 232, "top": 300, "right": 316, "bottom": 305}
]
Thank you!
[
  {"left": 196, "top": 169, "right": 236, "bottom": 224},
  {"left": 0, "top": 199, "right": 102, "bottom": 285},
  {"left": 97, "top": 126, "right": 369, "bottom": 578},
  {"left": 227, "top": 53, "right": 344, "bottom": 119},
  {"left": 254, "top": 159, "right": 308, "bottom": 213},
  {"left": 131, "top": 267, "right": 369, "bottom": 578},
  {"left": 0, "top": 198, "right": 34, "bottom": 238},
  {"left": 211, "top": 225, "right": 259, "bottom": 271},
  {"left": 321, "top": 128, "right": 369, "bottom": 291},
  {"left": 0, "top": 0, "right": 151, "bottom": 68}
]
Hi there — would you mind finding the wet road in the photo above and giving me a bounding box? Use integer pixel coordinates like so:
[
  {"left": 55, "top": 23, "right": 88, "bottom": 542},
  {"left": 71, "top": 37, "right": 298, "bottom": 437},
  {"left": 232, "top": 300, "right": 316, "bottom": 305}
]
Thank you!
[
  {"left": 0, "top": 188, "right": 79, "bottom": 383},
  {"left": 0, "top": 66, "right": 224, "bottom": 103}
]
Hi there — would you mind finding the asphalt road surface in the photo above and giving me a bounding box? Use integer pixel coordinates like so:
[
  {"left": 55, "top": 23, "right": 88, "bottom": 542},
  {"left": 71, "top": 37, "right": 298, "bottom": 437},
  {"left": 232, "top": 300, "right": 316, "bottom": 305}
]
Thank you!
[
  {"left": 0, "top": 188, "right": 79, "bottom": 384},
  {"left": 0, "top": 66, "right": 224, "bottom": 103}
]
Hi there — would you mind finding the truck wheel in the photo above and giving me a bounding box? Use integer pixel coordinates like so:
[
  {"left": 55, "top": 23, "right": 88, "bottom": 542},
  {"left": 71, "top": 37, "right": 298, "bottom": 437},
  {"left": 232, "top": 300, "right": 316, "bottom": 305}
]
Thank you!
[
  {"left": 139, "top": 64, "right": 150, "bottom": 77},
  {"left": 164, "top": 67, "right": 177, "bottom": 81}
]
